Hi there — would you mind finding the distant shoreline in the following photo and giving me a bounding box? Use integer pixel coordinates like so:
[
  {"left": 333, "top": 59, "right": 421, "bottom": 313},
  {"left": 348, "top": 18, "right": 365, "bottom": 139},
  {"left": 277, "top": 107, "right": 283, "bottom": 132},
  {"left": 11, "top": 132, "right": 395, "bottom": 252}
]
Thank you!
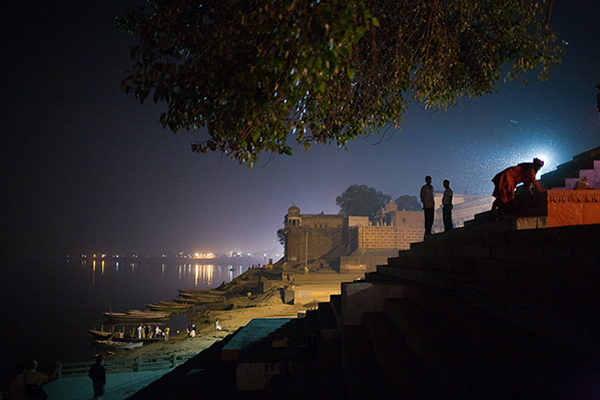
[{"left": 70, "top": 254, "right": 275, "bottom": 264}]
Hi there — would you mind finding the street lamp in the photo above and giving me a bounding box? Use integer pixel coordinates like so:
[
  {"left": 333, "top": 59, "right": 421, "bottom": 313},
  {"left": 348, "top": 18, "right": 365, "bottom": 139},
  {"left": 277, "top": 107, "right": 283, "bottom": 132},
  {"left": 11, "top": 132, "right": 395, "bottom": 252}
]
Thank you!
[{"left": 305, "top": 229, "right": 309, "bottom": 272}]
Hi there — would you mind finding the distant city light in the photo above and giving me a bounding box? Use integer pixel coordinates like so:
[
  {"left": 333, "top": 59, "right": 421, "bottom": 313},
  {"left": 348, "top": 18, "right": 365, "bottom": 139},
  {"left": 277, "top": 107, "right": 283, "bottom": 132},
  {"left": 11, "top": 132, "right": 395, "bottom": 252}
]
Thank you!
[
  {"left": 78, "top": 250, "right": 280, "bottom": 261},
  {"left": 193, "top": 252, "right": 215, "bottom": 259}
]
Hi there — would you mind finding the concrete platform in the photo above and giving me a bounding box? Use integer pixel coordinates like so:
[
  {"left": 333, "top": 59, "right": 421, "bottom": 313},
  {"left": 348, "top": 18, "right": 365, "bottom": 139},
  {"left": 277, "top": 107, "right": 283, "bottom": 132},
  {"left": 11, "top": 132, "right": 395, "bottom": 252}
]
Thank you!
[{"left": 43, "top": 369, "right": 171, "bottom": 400}]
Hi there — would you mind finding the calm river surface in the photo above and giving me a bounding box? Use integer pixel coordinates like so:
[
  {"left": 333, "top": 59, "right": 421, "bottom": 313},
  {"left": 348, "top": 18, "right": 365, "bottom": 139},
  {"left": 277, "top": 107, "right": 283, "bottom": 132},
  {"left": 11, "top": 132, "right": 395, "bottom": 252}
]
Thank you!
[{"left": 0, "top": 256, "right": 257, "bottom": 388}]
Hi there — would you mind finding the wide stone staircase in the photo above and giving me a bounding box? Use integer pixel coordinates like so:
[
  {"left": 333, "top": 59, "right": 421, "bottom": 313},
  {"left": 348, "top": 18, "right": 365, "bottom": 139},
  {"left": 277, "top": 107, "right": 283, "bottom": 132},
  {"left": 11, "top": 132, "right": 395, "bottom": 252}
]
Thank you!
[
  {"left": 336, "top": 219, "right": 600, "bottom": 399},
  {"left": 124, "top": 218, "right": 600, "bottom": 399}
]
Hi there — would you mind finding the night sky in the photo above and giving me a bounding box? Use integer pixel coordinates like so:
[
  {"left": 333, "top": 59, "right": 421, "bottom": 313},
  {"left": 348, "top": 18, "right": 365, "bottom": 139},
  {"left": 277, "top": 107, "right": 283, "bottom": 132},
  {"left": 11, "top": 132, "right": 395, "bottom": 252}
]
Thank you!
[{"left": 1, "top": 1, "right": 599, "bottom": 261}]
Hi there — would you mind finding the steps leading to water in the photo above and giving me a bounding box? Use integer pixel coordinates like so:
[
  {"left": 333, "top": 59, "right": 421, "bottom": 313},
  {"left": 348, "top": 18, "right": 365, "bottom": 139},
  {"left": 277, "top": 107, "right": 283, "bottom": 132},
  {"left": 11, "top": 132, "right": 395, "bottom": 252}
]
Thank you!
[{"left": 338, "top": 219, "right": 600, "bottom": 398}]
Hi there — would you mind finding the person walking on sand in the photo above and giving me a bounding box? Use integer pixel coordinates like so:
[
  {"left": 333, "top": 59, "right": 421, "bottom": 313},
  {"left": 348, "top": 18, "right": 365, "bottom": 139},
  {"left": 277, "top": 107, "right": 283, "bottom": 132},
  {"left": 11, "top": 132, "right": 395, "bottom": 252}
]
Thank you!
[
  {"left": 420, "top": 175, "right": 435, "bottom": 235},
  {"left": 164, "top": 326, "right": 170, "bottom": 341},
  {"left": 442, "top": 179, "right": 454, "bottom": 231},
  {"left": 89, "top": 354, "right": 106, "bottom": 400}
]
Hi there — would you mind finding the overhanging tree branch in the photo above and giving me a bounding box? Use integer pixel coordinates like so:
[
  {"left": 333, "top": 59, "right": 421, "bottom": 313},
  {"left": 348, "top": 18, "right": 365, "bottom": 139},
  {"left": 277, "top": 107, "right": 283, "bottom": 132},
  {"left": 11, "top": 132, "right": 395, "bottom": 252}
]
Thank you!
[{"left": 116, "top": 0, "right": 564, "bottom": 166}]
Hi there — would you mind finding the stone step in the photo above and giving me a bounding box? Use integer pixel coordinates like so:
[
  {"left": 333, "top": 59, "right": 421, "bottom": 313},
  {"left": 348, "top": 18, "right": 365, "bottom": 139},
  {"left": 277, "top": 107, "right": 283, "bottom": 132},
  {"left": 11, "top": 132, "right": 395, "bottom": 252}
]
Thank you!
[
  {"left": 373, "top": 261, "right": 600, "bottom": 357},
  {"left": 304, "top": 307, "right": 321, "bottom": 337},
  {"left": 411, "top": 222, "right": 600, "bottom": 250},
  {"left": 560, "top": 160, "right": 600, "bottom": 189},
  {"left": 385, "top": 225, "right": 600, "bottom": 272},
  {"left": 383, "top": 296, "right": 583, "bottom": 399},
  {"left": 329, "top": 294, "right": 342, "bottom": 327},
  {"left": 379, "top": 254, "right": 600, "bottom": 308},
  {"left": 341, "top": 325, "right": 391, "bottom": 400},
  {"left": 311, "top": 328, "right": 346, "bottom": 400},
  {"left": 360, "top": 311, "right": 452, "bottom": 399},
  {"left": 317, "top": 301, "right": 340, "bottom": 332}
]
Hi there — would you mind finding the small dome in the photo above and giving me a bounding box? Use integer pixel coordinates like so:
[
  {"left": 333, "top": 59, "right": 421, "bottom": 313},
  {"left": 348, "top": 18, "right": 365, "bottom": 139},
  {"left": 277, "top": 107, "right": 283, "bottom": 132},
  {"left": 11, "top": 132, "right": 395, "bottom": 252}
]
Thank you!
[
  {"left": 287, "top": 204, "right": 300, "bottom": 215},
  {"left": 384, "top": 200, "right": 398, "bottom": 212}
]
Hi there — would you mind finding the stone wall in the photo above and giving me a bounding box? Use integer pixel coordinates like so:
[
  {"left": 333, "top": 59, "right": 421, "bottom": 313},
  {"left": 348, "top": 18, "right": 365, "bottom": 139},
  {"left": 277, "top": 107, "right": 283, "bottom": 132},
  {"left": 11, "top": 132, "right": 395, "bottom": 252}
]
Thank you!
[
  {"left": 286, "top": 225, "right": 343, "bottom": 265},
  {"left": 546, "top": 189, "right": 600, "bottom": 226},
  {"left": 339, "top": 248, "right": 400, "bottom": 273},
  {"left": 504, "top": 189, "right": 600, "bottom": 227},
  {"left": 445, "top": 196, "right": 494, "bottom": 228},
  {"left": 285, "top": 213, "right": 345, "bottom": 266},
  {"left": 356, "top": 225, "right": 422, "bottom": 250},
  {"left": 358, "top": 226, "right": 399, "bottom": 248},
  {"left": 284, "top": 198, "right": 497, "bottom": 270}
]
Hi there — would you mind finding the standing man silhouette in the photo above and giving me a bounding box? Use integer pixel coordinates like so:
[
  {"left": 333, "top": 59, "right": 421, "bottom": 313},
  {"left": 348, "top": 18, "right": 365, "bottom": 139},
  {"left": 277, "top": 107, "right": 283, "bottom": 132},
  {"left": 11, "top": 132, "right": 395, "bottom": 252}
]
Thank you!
[
  {"left": 442, "top": 179, "right": 453, "bottom": 231},
  {"left": 89, "top": 354, "right": 106, "bottom": 400},
  {"left": 420, "top": 176, "right": 435, "bottom": 235}
]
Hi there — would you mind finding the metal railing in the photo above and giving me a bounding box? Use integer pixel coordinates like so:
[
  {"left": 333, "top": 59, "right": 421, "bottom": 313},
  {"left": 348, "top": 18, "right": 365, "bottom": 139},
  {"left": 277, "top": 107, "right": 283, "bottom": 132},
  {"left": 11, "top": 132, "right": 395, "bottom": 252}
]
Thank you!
[{"left": 58, "top": 354, "right": 196, "bottom": 378}]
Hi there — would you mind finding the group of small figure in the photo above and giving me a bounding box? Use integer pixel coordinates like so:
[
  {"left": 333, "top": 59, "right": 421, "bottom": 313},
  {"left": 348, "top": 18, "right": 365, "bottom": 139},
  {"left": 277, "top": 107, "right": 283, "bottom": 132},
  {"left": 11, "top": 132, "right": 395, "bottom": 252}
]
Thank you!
[
  {"left": 420, "top": 176, "right": 454, "bottom": 235},
  {"left": 186, "top": 323, "right": 196, "bottom": 337},
  {"left": 418, "top": 156, "right": 593, "bottom": 234},
  {"left": 137, "top": 324, "right": 170, "bottom": 341},
  {"left": 186, "top": 318, "right": 222, "bottom": 338}
]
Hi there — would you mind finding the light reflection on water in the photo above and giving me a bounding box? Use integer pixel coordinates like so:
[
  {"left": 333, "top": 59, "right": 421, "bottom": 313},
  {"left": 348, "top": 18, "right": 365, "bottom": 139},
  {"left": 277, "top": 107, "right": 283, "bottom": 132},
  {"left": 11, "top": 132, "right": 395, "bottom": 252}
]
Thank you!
[
  {"left": 0, "top": 256, "right": 259, "bottom": 384},
  {"left": 86, "top": 259, "right": 253, "bottom": 290}
]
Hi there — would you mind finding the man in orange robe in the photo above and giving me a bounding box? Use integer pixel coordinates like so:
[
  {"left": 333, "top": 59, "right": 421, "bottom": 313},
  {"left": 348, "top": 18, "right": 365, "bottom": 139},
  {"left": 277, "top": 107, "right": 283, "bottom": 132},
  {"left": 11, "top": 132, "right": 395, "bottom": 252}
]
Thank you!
[{"left": 492, "top": 158, "right": 545, "bottom": 211}]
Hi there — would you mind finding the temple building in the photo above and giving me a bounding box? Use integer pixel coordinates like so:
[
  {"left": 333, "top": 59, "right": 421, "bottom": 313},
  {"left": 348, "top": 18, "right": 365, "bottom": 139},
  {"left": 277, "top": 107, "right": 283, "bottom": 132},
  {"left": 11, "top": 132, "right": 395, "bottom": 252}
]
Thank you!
[
  {"left": 282, "top": 193, "right": 494, "bottom": 272},
  {"left": 282, "top": 145, "right": 600, "bottom": 273},
  {"left": 127, "top": 146, "right": 600, "bottom": 399}
]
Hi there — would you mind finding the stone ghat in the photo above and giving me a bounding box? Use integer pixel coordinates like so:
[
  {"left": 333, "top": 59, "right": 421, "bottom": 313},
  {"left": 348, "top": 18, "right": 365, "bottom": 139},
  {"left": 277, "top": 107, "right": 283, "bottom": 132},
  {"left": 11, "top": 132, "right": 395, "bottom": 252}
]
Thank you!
[
  {"left": 336, "top": 220, "right": 600, "bottom": 398},
  {"left": 474, "top": 189, "right": 600, "bottom": 228},
  {"left": 544, "top": 189, "right": 600, "bottom": 226}
]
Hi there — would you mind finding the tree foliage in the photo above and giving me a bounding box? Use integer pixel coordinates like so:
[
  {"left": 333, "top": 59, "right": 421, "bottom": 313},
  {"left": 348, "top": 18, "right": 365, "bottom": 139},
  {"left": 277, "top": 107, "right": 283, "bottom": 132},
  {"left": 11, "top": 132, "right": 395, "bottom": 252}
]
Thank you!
[
  {"left": 395, "top": 195, "right": 421, "bottom": 211},
  {"left": 336, "top": 184, "right": 391, "bottom": 218},
  {"left": 117, "top": 0, "right": 563, "bottom": 165},
  {"left": 277, "top": 228, "right": 286, "bottom": 246}
]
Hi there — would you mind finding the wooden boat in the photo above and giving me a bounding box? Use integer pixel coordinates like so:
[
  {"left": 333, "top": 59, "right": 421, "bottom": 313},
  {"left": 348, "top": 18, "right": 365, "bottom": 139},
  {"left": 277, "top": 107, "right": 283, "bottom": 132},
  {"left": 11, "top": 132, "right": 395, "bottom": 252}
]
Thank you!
[
  {"left": 103, "top": 310, "right": 171, "bottom": 323},
  {"left": 172, "top": 297, "right": 200, "bottom": 304},
  {"left": 125, "top": 309, "right": 171, "bottom": 316},
  {"left": 174, "top": 289, "right": 226, "bottom": 304},
  {"left": 178, "top": 289, "right": 226, "bottom": 298},
  {"left": 94, "top": 339, "right": 143, "bottom": 350},
  {"left": 112, "top": 336, "right": 162, "bottom": 343},
  {"left": 89, "top": 329, "right": 113, "bottom": 340},
  {"left": 146, "top": 302, "right": 190, "bottom": 313},
  {"left": 159, "top": 301, "right": 192, "bottom": 308}
]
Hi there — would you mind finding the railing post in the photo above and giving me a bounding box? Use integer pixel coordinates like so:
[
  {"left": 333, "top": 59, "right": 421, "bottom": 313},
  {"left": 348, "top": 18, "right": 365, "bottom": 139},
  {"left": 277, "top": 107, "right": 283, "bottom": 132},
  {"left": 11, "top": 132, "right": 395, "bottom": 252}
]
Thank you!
[
  {"left": 171, "top": 353, "right": 177, "bottom": 367},
  {"left": 135, "top": 357, "right": 142, "bottom": 372}
]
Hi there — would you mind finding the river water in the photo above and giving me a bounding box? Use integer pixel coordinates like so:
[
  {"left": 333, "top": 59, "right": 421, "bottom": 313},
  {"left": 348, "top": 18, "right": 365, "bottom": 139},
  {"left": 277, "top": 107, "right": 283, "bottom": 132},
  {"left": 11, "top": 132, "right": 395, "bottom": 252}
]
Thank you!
[{"left": 0, "top": 256, "right": 257, "bottom": 388}]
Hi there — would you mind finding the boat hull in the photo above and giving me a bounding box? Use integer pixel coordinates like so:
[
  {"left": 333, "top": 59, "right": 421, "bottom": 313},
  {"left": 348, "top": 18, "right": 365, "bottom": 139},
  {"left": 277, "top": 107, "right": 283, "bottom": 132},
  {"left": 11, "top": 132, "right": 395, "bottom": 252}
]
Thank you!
[{"left": 94, "top": 339, "right": 143, "bottom": 350}]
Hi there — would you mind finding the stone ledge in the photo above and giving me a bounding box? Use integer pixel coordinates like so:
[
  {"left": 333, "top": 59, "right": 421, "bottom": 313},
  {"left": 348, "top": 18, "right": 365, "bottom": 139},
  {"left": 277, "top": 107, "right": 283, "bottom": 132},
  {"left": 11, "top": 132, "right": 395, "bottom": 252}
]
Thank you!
[{"left": 502, "top": 190, "right": 600, "bottom": 227}]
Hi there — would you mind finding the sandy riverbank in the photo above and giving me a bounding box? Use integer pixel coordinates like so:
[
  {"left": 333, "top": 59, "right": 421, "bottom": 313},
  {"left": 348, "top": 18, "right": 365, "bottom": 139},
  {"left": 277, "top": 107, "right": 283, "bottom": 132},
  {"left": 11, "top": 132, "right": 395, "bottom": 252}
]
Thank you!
[
  {"left": 105, "top": 269, "right": 359, "bottom": 362},
  {"left": 117, "top": 303, "right": 308, "bottom": 360}
]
